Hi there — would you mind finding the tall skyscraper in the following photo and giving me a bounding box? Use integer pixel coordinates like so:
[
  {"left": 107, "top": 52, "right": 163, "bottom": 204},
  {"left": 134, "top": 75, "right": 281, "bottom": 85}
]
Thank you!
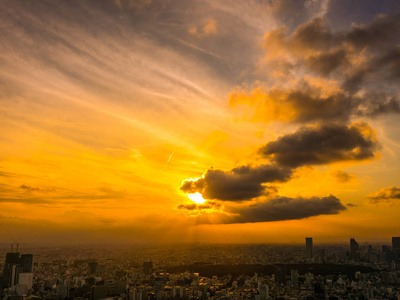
[
  {"left": 306, "top": 237, "right": 313, "bottom": 259},
  {"left": 154, "top": 277, "right": 164, "bottom": 300},
  {"left": 313, "top": 276, "right": 326, "bottom": 300},
  {"left": 350, "top": 238, "right": 360, "bottom": 261},
  {"left": 3, "top": 252, "right": 20, "bottom": 287},
  {"left": 2, "top": 251, "right": 33, "bottom": 288},
  {"left": 20, "top": 254, "right": 33, "bottom": 273},
  {"left": 392, "top": 237, "right": 400, "bottom": 250}
]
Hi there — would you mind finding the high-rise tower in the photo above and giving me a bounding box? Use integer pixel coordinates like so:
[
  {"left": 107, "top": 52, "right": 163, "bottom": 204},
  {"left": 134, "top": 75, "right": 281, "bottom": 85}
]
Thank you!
[
  {"left": 350, "top": 238, "right": 360, "bottom": 261},
  {"left": 20, "top": 254, "right": 33, "bottom": 273},
  {"left": 392, "top": 237, "right": 400, "bottom": 250},
  {"left": 2, "top": 247, "right": 33, "bottom": 288},
  {"left": 306, "top": 237, "right": 313, "bottom": 259}
]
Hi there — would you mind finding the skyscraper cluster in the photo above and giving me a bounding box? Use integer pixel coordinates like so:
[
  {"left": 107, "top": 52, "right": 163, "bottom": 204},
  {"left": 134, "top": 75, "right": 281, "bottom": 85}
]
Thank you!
[{"left": 1, "top": 250, "right": 33, "bottom": 290}]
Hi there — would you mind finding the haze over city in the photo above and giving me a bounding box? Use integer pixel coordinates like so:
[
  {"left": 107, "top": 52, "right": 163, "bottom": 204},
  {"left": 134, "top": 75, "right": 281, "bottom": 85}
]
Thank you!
[{"left": 1, "top": 0, "right": 400, "bottom": 244}]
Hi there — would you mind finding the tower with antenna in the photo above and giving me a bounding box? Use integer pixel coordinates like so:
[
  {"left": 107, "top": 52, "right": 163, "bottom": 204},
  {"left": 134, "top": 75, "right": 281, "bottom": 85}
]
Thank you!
[{"left": 2, "top": 239, "right": 33, "bottom": 288}]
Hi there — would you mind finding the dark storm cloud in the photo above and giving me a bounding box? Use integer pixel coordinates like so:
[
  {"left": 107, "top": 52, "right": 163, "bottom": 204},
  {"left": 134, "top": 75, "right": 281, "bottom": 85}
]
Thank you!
[
  {"left": 180, "top": 165, "right": 291, "bottom": 201},
  {"left": 209, "top": 195, "right": 346, "bottom": 224},
  {"left": 259, "top": 123, "right": 378, "bottom": 168},
  {"left": 368, "top": 186, "right": 400, "bottom": 203}
]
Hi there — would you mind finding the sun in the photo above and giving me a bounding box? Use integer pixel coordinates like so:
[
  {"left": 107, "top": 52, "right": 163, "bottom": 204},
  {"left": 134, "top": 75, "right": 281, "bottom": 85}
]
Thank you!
[{"left": 187, "top": 192, "right": 206, "bottom": 204}]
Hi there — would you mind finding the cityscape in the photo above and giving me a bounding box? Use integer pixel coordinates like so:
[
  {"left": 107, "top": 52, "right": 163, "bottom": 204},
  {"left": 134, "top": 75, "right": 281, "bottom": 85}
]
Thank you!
[
  {"left": 1, "top": 0, "right": 400, "bottom": 300},
  {"left": 2, "top": 238, "right": 400, "bottom": 299}
]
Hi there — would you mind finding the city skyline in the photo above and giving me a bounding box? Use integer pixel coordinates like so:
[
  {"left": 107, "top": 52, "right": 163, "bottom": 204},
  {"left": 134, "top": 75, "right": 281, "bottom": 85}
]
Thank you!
[
  {"left": 0, "top": 0, "right": 400, "bottom": 244},
  {"left": 1, "top": 239, "right": 400, "bottom": 299}
]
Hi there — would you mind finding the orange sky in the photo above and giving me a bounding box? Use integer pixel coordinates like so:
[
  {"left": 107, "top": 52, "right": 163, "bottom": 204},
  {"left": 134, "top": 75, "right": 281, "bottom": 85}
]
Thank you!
[{"left": 0, "top": 0, "right": 400, "bottom": 244}]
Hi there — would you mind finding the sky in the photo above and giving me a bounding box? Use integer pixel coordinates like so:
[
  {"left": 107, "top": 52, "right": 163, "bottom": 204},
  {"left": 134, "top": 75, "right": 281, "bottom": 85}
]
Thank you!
[{"left": 0, "top": 0, "right": 400, "bottom": 245}]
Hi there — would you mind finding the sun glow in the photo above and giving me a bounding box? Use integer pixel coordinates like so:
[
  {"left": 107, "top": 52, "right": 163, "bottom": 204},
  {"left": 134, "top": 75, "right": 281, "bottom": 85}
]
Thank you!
[{"left": 187, "top": 192, "right": 206, "bottom": 204}]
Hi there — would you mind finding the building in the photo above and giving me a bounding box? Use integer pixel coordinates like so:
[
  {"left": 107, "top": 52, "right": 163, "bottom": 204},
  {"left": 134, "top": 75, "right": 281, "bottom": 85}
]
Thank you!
[
  {"left": 350, "top": 238, "right": 360, "bottom": 261},
  {"left": 290, "top": 270, "right": 299, "bottom": 286},
  {"left": 315, "top": 248, "right": 326, "bottom": 261},
  {"left": 306, "top": 237, "right": 313, "bottom": 259},
  {"left": 2, "top": 252, "right": 33, "bottom": 287},
  {"left": 305, "top": 273, "right": 314, "bottom": 285},
  {"left": 90, "top": 285, "right": 107, "bottom": 300},
  {"left": 15, "top": 284, "right": 28, "bottom": 297},
  {"left": 88, "top": 261, "right": 98, "bottom": 275},
  {"left": 143, "top": 261, "right": 153, "bottom": 275},
  {"left": 173, "top": 286, "right": 186, "bottom": 298},
  {"left": 392, "top": 237, "right": 400, "bottom": 250},
  {"left": 57, "top": 284, "right": 68, "bottom": 299},
  {"left": 18, "top": 273, "right": 33, "bottom": 290},
  {"left": 313, "top": 276, "right": 326, "bottom": 300},
  {"left": 258, "top": 284, "right": 268, "bottom": 300},
  {"left": 154, "top": 277, "right": 164, "bottom": 300},
  {"left": 95, "top": 264, "right": 105, "bottom": 277},
  {"left": 20, "top": 254, "right": 33, "bottom": 273},
  {"left": 274, "top": 264, "right": 286, "bottom": 286},
  {"left": 3, "top": 252, "right": 20, "bottom": 287}
]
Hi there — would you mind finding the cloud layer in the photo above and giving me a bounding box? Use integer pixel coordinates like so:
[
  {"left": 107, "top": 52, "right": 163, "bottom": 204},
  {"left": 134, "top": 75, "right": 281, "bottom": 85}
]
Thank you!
[
  {"left": 260, "top": 122, "right": 378, "bottom": 167},
  {"left": 180, "top": 122, "right": 378, "bottom": 203},
  {"left": 180, "top": 165, "right": 291, "bottom": 201},
  {"left": 369, "top": 186, "right": 400, "bottom": 203},
  {"left": 230, "top": 14, "right": 400, "bottom": 124},
  {"left": 180, "top": 11, "right": 400, "bottom": 224},
  {"left": 229, "top": 80, "right": 399, "bottom": 124},
  {"left": 225, "top": 195, "right": 346, "bottom": 223},
  {"left": 188, "top": 195, "right": 346, "bottom": 224}
]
